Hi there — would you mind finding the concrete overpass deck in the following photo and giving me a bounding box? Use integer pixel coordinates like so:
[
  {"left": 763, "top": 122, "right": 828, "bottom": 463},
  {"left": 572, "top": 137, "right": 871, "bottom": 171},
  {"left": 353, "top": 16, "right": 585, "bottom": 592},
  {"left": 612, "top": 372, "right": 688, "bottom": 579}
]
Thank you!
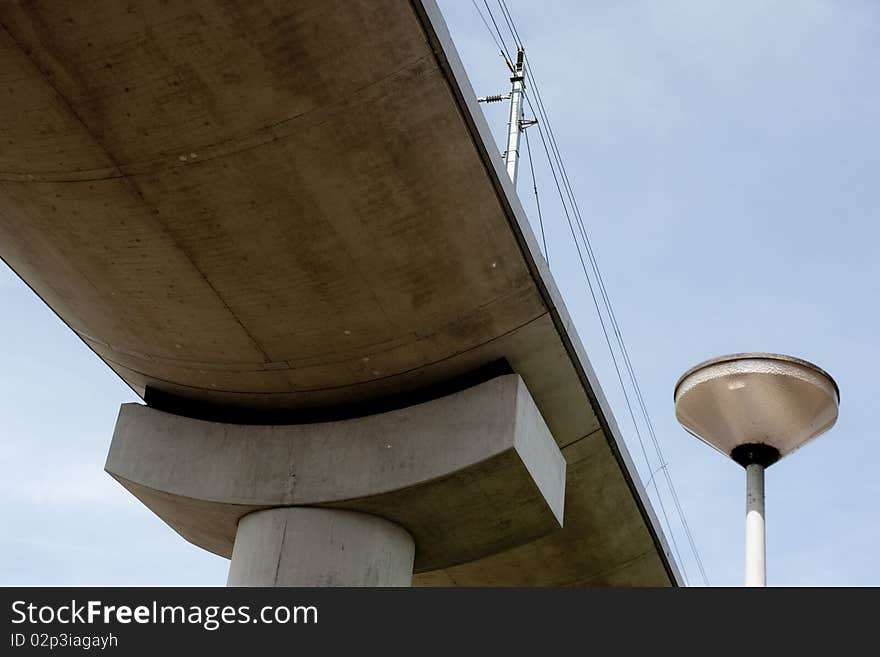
[{"left": 0, "top": 0, "right": 680, "bottom": 586}]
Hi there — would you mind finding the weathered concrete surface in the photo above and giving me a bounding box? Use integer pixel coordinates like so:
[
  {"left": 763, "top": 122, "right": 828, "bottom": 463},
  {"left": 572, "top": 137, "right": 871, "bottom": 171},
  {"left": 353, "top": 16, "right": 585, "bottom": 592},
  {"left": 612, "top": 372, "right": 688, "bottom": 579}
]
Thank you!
[
  {"left": 227, "top": 508, "right": 415, "bottom": 587},
  {"left": 106, "top": 374, "right": 566, "bottom": 572},
  {"left": 0, "top": 0, "right": 681, "bottom": 585}
]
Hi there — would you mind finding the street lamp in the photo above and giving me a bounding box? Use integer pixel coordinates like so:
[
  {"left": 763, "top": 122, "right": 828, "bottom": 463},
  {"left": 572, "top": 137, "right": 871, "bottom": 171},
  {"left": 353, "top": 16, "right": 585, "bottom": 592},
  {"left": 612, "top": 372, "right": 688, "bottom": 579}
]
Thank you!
[{"left": 674, "top": 353, "right": 839, "bottom": 587}]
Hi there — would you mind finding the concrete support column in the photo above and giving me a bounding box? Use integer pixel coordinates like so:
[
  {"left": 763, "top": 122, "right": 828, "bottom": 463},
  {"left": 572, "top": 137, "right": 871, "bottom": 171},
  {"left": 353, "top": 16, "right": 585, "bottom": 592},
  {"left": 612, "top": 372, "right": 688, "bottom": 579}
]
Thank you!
[{"left": 227, "top": 507, "right": 415, "bottom": 587}]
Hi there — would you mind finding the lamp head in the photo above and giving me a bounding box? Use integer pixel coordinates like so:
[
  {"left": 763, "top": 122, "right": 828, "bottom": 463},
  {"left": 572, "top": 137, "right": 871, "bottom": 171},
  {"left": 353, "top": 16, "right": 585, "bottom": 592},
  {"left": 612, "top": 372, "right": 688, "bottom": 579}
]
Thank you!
[{"left": 674, "top": 353, "right": 839, "bottom": 467}]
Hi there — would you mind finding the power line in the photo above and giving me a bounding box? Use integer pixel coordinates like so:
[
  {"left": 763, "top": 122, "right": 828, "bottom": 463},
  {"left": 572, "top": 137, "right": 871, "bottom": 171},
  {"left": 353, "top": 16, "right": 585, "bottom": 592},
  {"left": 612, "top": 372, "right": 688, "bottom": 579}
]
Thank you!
[
  {"left": 522, "top": 56, "right": 711, "bottom": 588},
  {"left": 523, "top": 127, "right": 548, "bottom": 262},
  {"left": 509, "top": 34, "right": 689, "bottom": 580},
  {"left": 470, "top": 0, "right": 513, "bottom": 70},
  {"left": 524, "top": 94, "right": 690, "bottom": 583},
  {"left": 482, "top": 0, "right": 515, "bottom": 63},
  {"left": 502, "top": 5, "right": 709, "bottom": 588},
  {"left": 497, "top": 0, "right": 523, "bottom": 50},
  {"left": 526, "top": 52, "right": 710, "bottom": 587},
  {"left": 644, "top": 462, "right": 668, "bottom": 492},
  {"left": 472, "top": 1, "right": 709, "bottom": 586}
]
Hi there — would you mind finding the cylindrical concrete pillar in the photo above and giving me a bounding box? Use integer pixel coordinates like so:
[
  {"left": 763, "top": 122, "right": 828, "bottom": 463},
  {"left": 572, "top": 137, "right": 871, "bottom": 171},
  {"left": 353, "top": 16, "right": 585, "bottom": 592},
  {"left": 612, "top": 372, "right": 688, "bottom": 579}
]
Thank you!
[
  {"left": 745, "top": 463, "right": 766, "bottom": 587},
  {"left": 227, "top": 507, "right": 415, "bottom": 587}
]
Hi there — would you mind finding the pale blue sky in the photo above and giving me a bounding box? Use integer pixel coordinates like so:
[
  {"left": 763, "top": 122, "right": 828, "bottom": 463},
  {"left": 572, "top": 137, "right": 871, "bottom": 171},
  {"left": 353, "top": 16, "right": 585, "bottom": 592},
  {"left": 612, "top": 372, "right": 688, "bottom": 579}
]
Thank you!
[{"left": 2, "top": 0, "right": 878, "bottom": 586}]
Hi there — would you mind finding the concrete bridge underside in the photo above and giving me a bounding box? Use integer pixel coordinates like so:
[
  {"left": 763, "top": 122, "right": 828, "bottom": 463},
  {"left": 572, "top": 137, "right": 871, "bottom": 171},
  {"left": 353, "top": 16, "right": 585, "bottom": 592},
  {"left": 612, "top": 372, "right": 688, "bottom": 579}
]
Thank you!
[{"left": 0, "top": 0, "right": 681, "bottom": 586}]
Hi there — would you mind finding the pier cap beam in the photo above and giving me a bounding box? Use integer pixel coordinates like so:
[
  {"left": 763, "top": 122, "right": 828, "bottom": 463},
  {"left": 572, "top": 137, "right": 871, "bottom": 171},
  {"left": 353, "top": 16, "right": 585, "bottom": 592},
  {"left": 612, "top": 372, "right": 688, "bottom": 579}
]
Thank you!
[{"left": 106, "top": 374, "right": 566, "bottom": 575}]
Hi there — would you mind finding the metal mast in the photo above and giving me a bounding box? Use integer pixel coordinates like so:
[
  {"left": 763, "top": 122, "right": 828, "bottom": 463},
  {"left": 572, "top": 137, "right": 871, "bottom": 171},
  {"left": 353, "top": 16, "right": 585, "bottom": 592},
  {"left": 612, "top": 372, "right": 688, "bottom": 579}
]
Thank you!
[
  {"left": 504, "top": 48, "right": 526, "bottom": 186},
  {"left": 479, "top": 47, "right": 536, "bottom": 188}
]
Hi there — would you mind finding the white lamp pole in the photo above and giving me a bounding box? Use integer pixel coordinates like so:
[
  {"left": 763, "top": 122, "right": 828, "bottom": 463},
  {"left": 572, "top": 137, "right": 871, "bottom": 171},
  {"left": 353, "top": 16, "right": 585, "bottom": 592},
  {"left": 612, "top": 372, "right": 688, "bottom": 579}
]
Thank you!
[
  {"left": 745, "top": 463, "right": 765, "bottom": 587},
  {"left": 674, "top": 353, "right": 839, "bottom": 587}
]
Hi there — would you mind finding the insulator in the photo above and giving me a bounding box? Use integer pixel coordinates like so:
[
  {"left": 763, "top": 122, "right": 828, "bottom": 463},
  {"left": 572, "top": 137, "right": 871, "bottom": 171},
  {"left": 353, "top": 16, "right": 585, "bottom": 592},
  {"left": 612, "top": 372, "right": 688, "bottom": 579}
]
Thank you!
[{"left": 478, "top": 94, "right": 507, "bottom": 103}]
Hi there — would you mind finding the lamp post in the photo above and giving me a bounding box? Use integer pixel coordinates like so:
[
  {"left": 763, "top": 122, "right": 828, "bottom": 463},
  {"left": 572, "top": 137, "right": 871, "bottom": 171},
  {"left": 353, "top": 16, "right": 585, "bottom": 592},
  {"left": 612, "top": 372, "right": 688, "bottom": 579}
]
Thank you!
[{"left": 674, "top": 353, "right": 839, "bottom": 587}]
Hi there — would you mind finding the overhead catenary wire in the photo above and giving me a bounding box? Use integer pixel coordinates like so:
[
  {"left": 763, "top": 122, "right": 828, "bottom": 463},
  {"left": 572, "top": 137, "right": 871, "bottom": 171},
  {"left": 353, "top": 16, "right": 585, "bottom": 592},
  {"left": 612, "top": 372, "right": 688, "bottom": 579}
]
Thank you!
[
  {"left": 482, "top": 0, "right": 516, "bottom": 66},
  {"left": 497, "top": 1, "right": 692, "bottom": 583},
  {"left": 470, "top": 0, "right": 514, "bottom": 70},
  {"left": 522, "top": 127, "right": 548, "bottom": 262},
  {"left": 486, "top": 1, "right": 662, "bottom": 532},
  {"left": 521, "top": 57, "right": 710, "bottom": 589},
  {"left": 474, "top": 0, "right": 710, "bottom": 587},
  {"left": 497, "top": 0, "right": 523, "bottom": 51},
  {"left": 525, "top": 60, "right": 710, "bottom": 589},
  {"left": 524, "top": 95, "right": 691, "bottom": 584},
  {"left": 498, "top": 0, "right": 710, "bottom": 589},
  {"left": 644, "top": 463, "right": 668, "bottom": 492},
  {"left": 520, "top": 77, "right": 692, "bottom": 573}
]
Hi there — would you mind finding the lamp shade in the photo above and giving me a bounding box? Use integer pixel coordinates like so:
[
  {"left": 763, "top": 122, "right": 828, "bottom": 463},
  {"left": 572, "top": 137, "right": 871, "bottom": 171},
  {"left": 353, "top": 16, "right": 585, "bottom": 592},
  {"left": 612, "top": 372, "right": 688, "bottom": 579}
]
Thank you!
[{"left": 674, "top": 353, "right": 839, "bottom": 465}]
